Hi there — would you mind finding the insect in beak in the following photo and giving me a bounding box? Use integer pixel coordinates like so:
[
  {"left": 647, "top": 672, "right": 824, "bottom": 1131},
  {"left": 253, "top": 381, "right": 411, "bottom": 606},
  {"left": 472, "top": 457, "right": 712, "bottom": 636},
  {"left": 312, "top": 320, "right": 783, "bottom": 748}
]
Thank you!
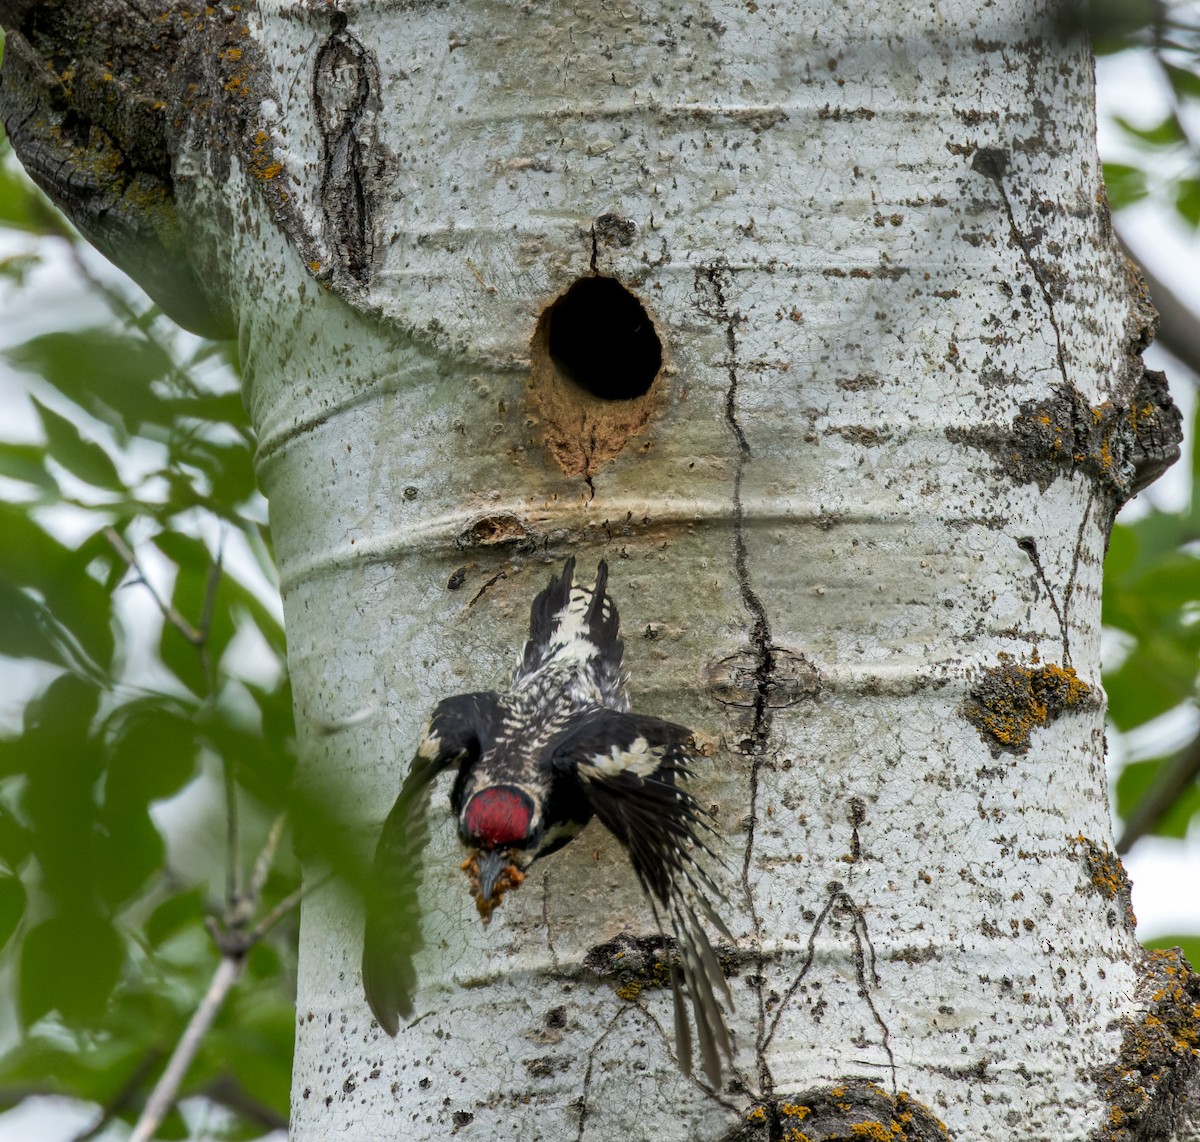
[{"left": 460, "top": 849, "right": 526, "bottom": 924}]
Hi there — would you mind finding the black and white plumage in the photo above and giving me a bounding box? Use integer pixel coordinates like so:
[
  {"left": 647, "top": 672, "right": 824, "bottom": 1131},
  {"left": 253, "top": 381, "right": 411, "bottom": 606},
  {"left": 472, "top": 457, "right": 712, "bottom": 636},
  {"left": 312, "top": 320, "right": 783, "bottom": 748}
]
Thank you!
[{"left": 361, "top": 557, "right": 734, "bottom": 1084}]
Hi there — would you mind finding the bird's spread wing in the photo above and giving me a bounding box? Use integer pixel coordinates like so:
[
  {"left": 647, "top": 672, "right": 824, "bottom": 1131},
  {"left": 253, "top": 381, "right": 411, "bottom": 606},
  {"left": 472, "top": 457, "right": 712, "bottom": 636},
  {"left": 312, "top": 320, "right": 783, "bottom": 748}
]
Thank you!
[
  {"left": 362, "top": 691, "right": 502, "bottom": 1034},
  {"left": 549, "top": 709, "right": 733, "bottom": 1085}
]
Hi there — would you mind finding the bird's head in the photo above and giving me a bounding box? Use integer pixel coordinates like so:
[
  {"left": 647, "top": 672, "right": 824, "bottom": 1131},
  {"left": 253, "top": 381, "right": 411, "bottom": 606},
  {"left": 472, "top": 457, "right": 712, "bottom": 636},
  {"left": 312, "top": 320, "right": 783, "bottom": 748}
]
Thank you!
[{"left": 459, "top": 785, "right": 536, "bottom": 924}]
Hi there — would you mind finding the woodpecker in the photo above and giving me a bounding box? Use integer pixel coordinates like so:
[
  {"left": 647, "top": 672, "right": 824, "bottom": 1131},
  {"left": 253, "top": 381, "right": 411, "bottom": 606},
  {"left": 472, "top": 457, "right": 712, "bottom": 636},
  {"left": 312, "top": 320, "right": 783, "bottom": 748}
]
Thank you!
[{"left": 362, "top": 557, "right": 733, "bottom": 1084}]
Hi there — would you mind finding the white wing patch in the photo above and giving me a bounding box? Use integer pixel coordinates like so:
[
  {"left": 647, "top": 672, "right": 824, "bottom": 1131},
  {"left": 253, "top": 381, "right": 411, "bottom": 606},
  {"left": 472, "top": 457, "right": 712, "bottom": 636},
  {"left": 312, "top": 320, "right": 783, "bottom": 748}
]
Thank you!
[
  {"left": 579, "top": 736, "right": 660, "bottom": 779},
  {"left": 416, "top": 723, "right": 441, "bottom": 761}
]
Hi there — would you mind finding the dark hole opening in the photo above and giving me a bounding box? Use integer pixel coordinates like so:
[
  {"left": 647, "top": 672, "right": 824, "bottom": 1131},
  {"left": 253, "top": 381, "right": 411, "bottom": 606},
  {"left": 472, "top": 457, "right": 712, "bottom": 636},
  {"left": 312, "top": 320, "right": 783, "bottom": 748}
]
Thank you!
[{"left": 546, "top": 276, "right": 662, "bottom": 401}]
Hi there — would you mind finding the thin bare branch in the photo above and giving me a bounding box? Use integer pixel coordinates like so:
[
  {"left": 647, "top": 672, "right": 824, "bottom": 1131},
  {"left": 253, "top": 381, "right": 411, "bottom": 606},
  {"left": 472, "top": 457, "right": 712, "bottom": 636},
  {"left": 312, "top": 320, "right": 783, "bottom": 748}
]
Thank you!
[
  {"left": 1116, "top": 727, "right": 1200, "bottom": 854},
  {"left": 248, "top": 813, "right": 288, "bottom": 904},
  {"left": 128, "top": 955, "right": 245, "bottom": 1142},
  {"left": 247, "top": 874, "right": 328, "bottom": 945},
  {"left": 104, "top": 526, "right": 203, "bottom": 645},
  {"left": 223, "top": 755, "right": 241, "bottom": 915}
]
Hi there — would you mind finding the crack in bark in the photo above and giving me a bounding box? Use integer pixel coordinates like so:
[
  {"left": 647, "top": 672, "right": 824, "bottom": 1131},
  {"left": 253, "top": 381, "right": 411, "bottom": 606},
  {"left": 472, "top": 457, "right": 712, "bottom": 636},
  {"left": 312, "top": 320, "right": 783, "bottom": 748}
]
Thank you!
[
  {"left": 761, "top": 883, "right": 897, "bottom": 1092},
  {"left": 634, "top": 1003, "right": 744, "bottom": 1114},
  {"left": 847, "top": 797, "right": 866, "bottom": 863},
  {"left": 1016, "top": 537, "right": 1070, "bottom": 666},
  {"left": 574, "top": 1007, "right": 632, "bottom": 1142},
  {"left": 1061, "top": 487, "right": 1095, "bottom": 665},
  {"left": 467, "top": 569, "right": 507, "bottom": 607},
  {"left": 694, "top": 262, "right": 777, "bottom": 1095},
  {"left": 1014, "top": 486, "right": 1094, "bottom": 668},
  {"left": 541, "top": 872, "right": 560, "bottom": 971},
  {"left": 972, "top": 146, "right": 1070, "bottom": 393},
  {"left": 573, "top": 997, "right": 740, "bottom": 1139}
]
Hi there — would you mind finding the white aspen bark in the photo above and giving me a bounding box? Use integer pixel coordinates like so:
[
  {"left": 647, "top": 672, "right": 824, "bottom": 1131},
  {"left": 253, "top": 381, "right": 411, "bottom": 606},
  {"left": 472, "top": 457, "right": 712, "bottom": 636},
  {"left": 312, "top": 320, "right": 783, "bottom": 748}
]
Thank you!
[
  {"left": 234, "top": 3, "right": 1180, "bottom": 1139},
  {"left": 2, "top": 0, "right": 1190, "bottom": 1138}
]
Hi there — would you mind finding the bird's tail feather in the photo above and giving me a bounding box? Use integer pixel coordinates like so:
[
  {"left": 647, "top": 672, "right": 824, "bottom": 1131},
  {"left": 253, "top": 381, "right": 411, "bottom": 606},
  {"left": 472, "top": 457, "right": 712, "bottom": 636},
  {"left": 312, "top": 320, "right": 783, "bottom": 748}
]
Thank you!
[{"left": 518, "top": 558, "right": 624, "bottom": 687}]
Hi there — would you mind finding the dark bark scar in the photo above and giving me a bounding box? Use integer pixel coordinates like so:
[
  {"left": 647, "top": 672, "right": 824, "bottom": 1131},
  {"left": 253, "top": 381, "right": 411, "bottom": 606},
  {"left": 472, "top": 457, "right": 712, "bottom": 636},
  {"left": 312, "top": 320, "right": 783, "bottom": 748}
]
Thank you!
[{"left": 694, "top": 261, "right": 777, "bottom": 1095}]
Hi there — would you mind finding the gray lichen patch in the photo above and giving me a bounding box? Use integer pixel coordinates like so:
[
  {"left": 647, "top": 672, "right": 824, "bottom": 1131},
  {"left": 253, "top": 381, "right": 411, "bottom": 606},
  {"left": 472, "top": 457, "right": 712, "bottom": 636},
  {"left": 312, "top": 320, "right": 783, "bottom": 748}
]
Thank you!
[
  {"left": 584, "top": 933, "right": 676, "bottom": 1000},
  {"left": 1090, "top": 947, "right": 1200, "bottom": 1142},
  {"left": 584, "top": 933, "right": 743, "bottom": 1003},
  {"left": 962, "top": 659, "right": 1091, "bottom": 754},
  {"left": 946, "top": 372, "right": 1181, "bottom": 503}
]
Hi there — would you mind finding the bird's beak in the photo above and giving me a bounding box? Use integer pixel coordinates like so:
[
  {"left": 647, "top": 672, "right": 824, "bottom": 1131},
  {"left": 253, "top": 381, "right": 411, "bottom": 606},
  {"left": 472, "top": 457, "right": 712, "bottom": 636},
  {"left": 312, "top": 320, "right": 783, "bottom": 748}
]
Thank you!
[{"left": 460, "top": 849, "right": 526, "bottom": 925}]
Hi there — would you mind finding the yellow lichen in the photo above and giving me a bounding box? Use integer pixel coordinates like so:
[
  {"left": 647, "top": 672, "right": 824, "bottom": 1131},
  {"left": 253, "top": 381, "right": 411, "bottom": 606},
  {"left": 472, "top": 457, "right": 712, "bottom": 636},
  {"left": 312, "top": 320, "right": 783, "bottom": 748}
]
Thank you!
[
  {"left": 963, "top": 661, "right": 1090, "bottom": 753},
  {"left": 850, "top": 1123, "right": 901, "bottom": 1140}
]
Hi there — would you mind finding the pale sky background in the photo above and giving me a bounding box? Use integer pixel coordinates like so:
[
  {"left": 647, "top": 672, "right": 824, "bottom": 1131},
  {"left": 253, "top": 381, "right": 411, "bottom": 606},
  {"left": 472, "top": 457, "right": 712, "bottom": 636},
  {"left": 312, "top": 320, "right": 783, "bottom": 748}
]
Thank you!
[{"left": 0, "top": 34, "right": 1195, "bottom": 1142}]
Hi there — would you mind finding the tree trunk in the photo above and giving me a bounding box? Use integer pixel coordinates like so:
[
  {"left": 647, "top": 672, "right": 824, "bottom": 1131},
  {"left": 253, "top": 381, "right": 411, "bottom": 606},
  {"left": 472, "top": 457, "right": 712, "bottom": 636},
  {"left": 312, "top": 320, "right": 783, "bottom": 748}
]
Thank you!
[{"left": 1, "top": 1, "right": 1192, "bottom": 1139}]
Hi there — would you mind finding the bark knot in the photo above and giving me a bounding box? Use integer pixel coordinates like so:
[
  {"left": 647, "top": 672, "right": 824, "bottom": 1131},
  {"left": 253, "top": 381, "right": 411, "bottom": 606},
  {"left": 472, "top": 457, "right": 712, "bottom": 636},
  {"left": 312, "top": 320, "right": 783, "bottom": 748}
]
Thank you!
[
  {"left": 946, "top": 376, "right": 1181, "bottom": 504},
  {"left": 1090, "top": 947, "right": 1200, "bottom": 1142},
  {"left": 734, "top": 1082, "right": 952, "bottom": 1142}
]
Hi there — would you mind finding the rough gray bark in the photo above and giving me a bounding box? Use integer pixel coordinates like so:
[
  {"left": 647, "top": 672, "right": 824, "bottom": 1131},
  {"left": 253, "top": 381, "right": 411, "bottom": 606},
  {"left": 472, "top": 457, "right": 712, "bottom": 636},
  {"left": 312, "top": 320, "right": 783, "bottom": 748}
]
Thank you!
[{"left": 1, "top": 2, "right": 1193, "bottom": 1139}]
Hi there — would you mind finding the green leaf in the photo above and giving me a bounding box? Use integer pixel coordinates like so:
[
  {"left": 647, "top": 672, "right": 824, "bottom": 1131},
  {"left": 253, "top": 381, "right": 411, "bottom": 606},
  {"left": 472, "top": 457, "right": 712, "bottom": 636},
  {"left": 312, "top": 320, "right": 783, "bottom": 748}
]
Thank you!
[
  {"left": 0, "top": 442, "right": 56, "bottom": 493},
  {"left": 1134, "top": 553, "right": 1200, "bottom": 609},
  {"left": 1103, "top": 161, "right": 1148, "bottom": 211},
  {"left": 8, "top": 330, "right": 174, "bottom": 438},
  {"left": 0, "top": 803, "right": 32, "bottom": 869},
  {"left": 96, "top": 807, "right": 164, "bottom": 906},
  {"left": 0, "top": 508, "right": 114, "bottom": 671},
  {"left": 204, "top": 714, "right": 294, "bottom": 811},
  {"left": 145, "top": 887, "right": 207, "bottom": 948},
  {"left": 0, "top": 1034, "right": 147, "bottom": 1107},
  {"left": 20, "top": 912, "right": 123, "bottom": 1026},
  {"left": 1079, "top": 0, "right": 1162, "bottom": 54},
  {"left": 195, "top": 438, "right": 258, "bottom": 511},
  {"left": 31, "top": 398, "right": 125, "bottom": 492},
  {"left": 0, "top": 580, "right": 77, "bottom": 667},
  {"left": 1105, "top": 646, "right": 1197, "bottom": 730},
  {"left": 1174, "top": 175, "right": 1200, "bottom": 228},
  {"left": 1164, "top": 61, "right": 1200, "bottom": 102},
  {"left": 1114, "top": 112, "right": 1186, "bottom": 147},
  {"left": 202, "top": 986, "right": 295, "bottom": 1123},
  {"left": 10, "top": 674, "right": 104, "bottom": 901},
  {"left": 106, "top": 702, "right": 200, "bottom": 806},
  {"left": 0, "top": 872, "right": 26, "bottom": 951},
  {"left": 152, "top": 532, "right": 235, "bottom": 695}
]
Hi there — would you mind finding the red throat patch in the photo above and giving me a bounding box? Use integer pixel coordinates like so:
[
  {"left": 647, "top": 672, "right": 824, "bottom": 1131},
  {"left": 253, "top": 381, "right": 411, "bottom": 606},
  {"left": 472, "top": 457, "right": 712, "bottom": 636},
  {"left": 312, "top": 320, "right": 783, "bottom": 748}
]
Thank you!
[{"left": 462, "top": 786, "right": 533, "bottom": 846}]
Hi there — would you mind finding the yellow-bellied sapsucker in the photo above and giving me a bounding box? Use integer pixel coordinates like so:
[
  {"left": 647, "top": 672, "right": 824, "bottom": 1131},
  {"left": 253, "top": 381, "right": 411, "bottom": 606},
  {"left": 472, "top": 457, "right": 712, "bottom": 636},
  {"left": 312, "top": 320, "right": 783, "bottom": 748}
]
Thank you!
[{"left": 361, "top": 557, "right": 733, "bottom": 1084}]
